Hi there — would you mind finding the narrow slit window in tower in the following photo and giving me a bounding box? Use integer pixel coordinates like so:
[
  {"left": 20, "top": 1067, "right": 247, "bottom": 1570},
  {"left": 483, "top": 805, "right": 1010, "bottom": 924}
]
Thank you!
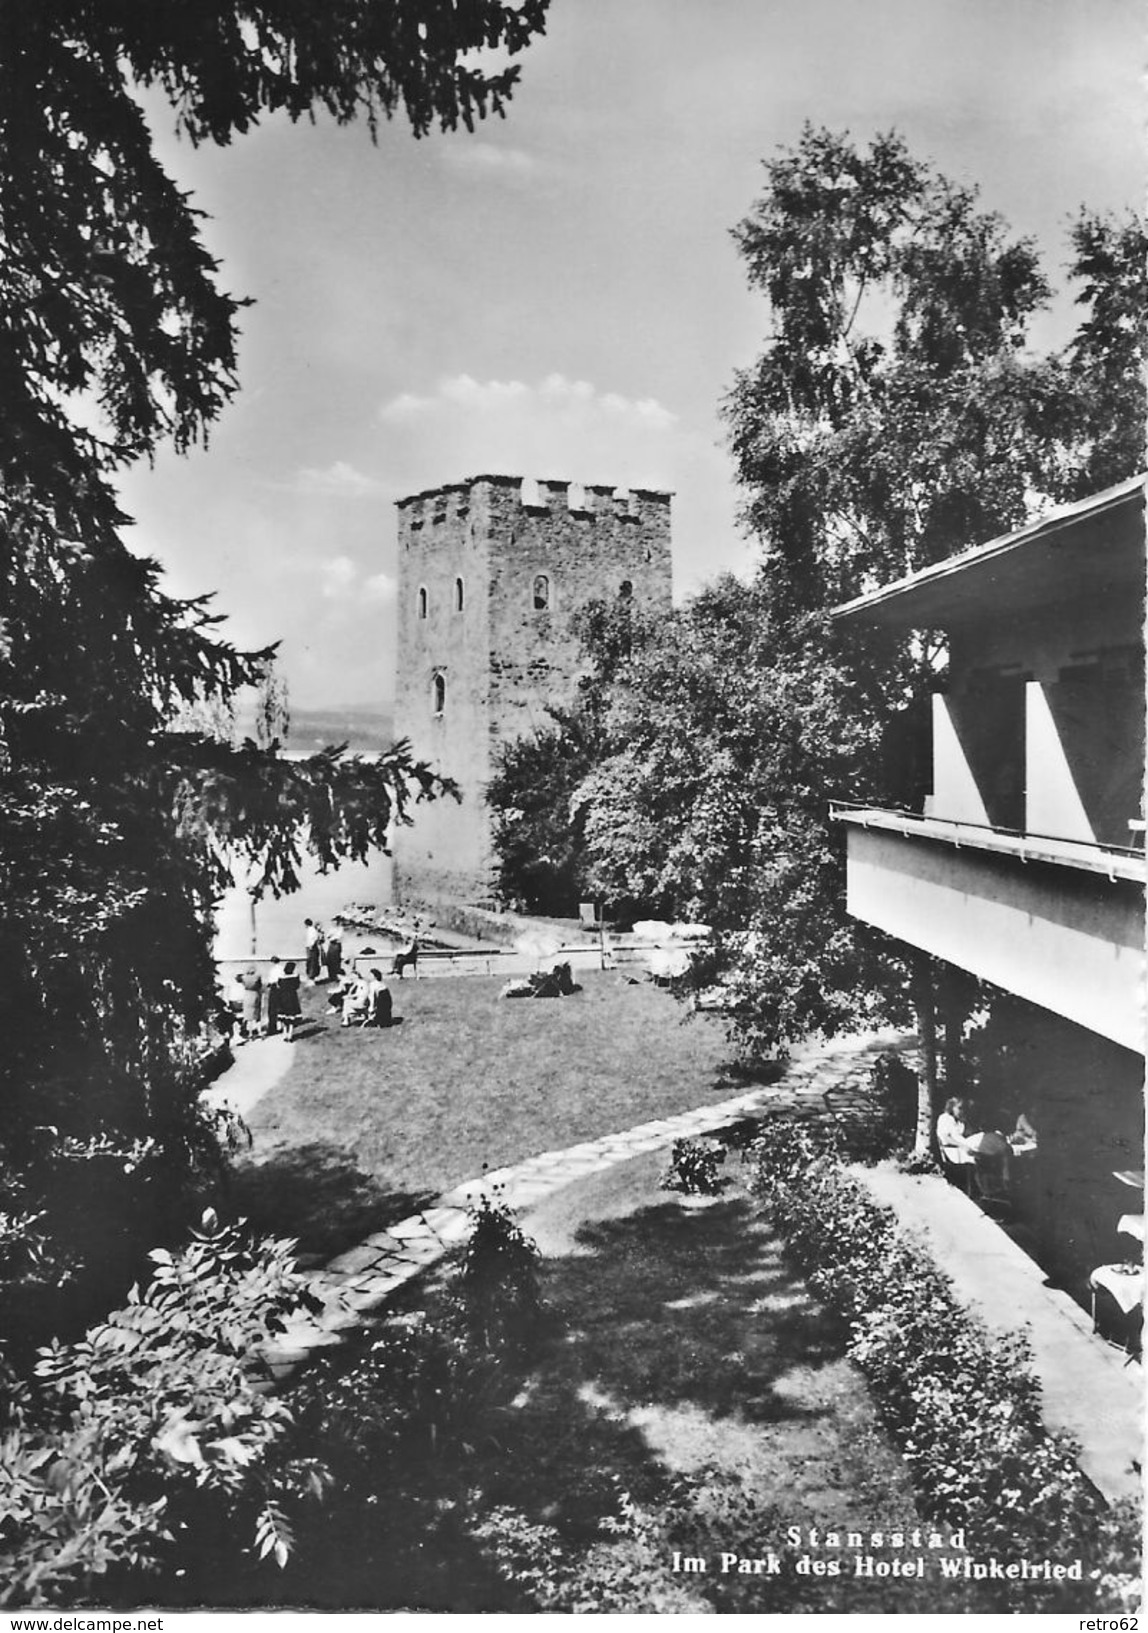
[
  {"left": 455, "top": 576, "right": 464, "bottom": 612},
  {"left": 432, "top": 673, "right": 446, "bottom": 715},
  {"left": 533, "top": 573, "right": 550, "bottom": 611},
  {"left": 418, "top": 585, "right": 428, "bottom": 619}
]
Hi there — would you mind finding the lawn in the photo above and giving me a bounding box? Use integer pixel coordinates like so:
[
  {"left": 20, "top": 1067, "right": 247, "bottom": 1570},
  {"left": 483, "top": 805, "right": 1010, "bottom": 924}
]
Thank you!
[
  {"left": 194, "top": 1148, "right": 969, "bottom": 1614},
  {"left": 229, "top": 972, "right": 763, "bottom": 1260}
]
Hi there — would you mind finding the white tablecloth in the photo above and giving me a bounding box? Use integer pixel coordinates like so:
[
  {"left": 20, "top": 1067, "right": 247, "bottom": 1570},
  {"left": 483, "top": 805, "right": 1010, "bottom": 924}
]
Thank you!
[{"left": 1090, "top": 1263, "right": 1145, "bottom": 1315}]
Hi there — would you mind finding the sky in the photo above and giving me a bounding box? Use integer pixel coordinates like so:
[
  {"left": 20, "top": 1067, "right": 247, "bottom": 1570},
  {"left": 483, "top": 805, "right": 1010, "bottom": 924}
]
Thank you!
[{"left": 117, "top": 0, "right": 1144, "bottom": 710}]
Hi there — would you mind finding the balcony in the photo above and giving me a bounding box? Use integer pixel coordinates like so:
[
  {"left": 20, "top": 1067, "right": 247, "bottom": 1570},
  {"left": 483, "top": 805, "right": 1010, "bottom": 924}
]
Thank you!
[{"left": 831, "top": 802, "right": 1145, "bottom": 1053}]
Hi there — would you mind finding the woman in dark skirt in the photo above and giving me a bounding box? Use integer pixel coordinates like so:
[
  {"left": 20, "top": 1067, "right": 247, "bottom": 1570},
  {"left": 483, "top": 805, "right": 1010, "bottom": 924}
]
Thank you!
[{"left": 276, "top": 961, "right": 303, "bottom": 1042}]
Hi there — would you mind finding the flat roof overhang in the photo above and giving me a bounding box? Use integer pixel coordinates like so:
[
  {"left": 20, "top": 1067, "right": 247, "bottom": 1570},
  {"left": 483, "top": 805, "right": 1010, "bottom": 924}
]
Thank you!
[{"left": 831, "top": 475, "right": 1146, "bottom": 633}]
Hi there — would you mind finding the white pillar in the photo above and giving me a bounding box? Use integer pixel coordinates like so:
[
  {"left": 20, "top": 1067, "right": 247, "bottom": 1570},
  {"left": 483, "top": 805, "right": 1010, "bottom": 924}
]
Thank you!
[
  {"left": 929, "top": 694, "right": 989, "bottom": 824},
  {"left": 1025, "top": 680, "right": 1093, "bottom": 843}
]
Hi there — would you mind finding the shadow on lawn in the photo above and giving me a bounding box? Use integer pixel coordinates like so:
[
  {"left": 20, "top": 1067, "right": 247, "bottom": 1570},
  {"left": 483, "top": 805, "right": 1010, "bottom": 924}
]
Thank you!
[
  {"left": 474, "top": 1193, "right": 846, "bottom": 1520},
  {"left": 172, "top": 1179, "right": 943, "bottom": 1614},
  {"left": 440, "top": 1189, "right": 943, "bottom": 1613},
  {"left": 223, "top": 1141, "right": 436, "bottom": 1263}
]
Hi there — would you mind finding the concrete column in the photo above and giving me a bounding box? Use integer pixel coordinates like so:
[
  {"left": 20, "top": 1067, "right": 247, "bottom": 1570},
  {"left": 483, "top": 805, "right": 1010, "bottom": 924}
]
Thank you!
[
  {"left": 1025, "top": 680, "right": 1093, "bottom": 843},
  {"left": 929, "top": 693, "right": 989, "bottom": 824}
]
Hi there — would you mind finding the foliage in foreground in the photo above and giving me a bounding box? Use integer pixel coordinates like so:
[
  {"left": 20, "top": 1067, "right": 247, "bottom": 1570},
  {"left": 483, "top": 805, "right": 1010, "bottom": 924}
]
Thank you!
[
  {"left": 0, "top": 1212, "right": 324, "bottom": 1608},
  {"left": 748, "top": 1119, "right": 1142, "bottom": 1612},
  {"left": 659, "top": 1136, "right": 726, "bottom": 1196},
  {"left": 1, "top": 0, "right": 552, "bottom": 1317}
]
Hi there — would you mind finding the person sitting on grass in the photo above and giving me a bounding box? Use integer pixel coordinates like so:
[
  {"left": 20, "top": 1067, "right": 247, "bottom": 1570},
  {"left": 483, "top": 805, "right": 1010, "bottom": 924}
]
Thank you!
[
  {"left": 364, "top": 969, "right": 393, "bottom": 1028},
  {"left": 341, "top": 973, "right": 371, "bottom": 1028}
]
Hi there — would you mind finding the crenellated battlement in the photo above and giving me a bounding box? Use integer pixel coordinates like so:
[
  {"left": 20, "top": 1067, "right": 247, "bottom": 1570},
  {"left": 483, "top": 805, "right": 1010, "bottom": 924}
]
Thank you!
[{"left": 397, "top": 474, "right": 672, "bottom": 538}]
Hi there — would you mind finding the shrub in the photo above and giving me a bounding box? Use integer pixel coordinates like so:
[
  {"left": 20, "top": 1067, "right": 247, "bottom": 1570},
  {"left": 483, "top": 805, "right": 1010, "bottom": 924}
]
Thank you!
[
  {"left": 294, "top": 1314, "right": 488, "bottom": 1488},
  {"left": 0, "top": 1211, "right": 324, "bottom": 1607},
  {"left": 838, "top": 1051, "right": 918, "bottom": 1163},
  {"left": 748, "top": 1129, "right": 1142, "bottom": 1611},
  {"left": 660, "top": 1137, "right": 725, "bottom": 1196},
  {"left": 456, "top": 1191, "right": 545, "bottom": 1359},
  {"left": 470, "top": 1493, "right": 710, "bottom": 1614}
]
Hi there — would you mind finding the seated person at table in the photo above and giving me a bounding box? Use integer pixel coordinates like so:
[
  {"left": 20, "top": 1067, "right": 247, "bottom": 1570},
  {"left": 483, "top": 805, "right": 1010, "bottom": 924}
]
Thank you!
[
  {"left": 936, "top": 1096, "right": 976, "bottom": 1182},
  {"left": 969, "top": 1126, "right": 1012, "bottom": 1193},
  {"left": 1008, "top": 1109, "right": 1038, "bottom": 1150}
]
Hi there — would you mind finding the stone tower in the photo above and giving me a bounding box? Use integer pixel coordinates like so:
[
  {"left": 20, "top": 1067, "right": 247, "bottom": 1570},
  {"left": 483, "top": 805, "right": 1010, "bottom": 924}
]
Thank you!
[{"left": 393, "top": 474, "right": 673, "bottom": 907}]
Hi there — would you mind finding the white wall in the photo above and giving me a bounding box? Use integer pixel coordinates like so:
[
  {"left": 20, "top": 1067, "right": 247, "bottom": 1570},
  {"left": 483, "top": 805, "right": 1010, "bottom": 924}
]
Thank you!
[{"left": 845, "top": 825, "right": 1144, "bottom": 1053}]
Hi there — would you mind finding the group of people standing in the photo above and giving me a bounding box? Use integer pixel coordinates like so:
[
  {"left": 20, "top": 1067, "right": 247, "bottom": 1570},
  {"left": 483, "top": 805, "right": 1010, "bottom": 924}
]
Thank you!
[
  {"left": 228, "top": 958, "right": 303, "bottom": 1043},
  {"left": 222, "top": 918, "right": 396, "bottom": 1043},
  {"left": 304, "top": 919, "right": 344, "bottom": 984}
]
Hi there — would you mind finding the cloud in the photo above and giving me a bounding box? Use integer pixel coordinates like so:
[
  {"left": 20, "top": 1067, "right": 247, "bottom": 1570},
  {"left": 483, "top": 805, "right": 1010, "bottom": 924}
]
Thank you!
[
  {"left": 320, "top": 554, "right": 358, "bottom": 597},
  {"left": 293, "top": 460, "right": 386, "bottom": 498},
  {"left": 442, "top": 141, "right": 538, "bottom": 177},
  {"left": 376, "top": 374, "right": 680, "bottom": 491},
  {"left": 364, "top": 571, "right": 396, "bottom": 600}
]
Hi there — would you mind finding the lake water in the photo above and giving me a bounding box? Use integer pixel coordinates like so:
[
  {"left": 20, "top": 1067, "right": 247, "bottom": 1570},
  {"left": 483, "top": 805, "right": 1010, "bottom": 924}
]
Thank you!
[{"left": 213, "top": 850, "right": 397, "bottom": 961}]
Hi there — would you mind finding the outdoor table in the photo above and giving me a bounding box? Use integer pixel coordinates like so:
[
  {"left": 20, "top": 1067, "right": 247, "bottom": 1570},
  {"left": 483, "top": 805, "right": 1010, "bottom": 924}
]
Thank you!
[
  {"left": 1089, "top": 1263, "right": 1145, "bottom": 1355},
  {"left": 964, "top": 1130, "right": 1009, "bottom": 1156},
  {"left": 1113, "top": 1170, "right": 1145, "bottom": 1189},
  {"left": 1117, "top": 1213, "right": 1145, "bottom": 1242}
]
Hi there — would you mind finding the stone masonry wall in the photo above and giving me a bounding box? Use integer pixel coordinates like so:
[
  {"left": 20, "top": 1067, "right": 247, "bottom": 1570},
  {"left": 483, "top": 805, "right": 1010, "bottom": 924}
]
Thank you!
[
  {"left": 485, "top": 479, "right": 672, "bottom": 746},
  {"left": 393, "top": 475, "right": 672, "bottom": 906}
]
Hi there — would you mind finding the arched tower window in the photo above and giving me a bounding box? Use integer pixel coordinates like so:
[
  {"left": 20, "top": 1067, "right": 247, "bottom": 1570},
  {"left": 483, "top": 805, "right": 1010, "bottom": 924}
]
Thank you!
[
  {"left": 417, "top": 585, "right": 428, "bottom": 619},
  {"left": 618, "top": 579, "right": 633, "bottom": 601},
  {"left": 454, "top": 576, "right": 464, "bottom": 612},
  {"left": 532, "top": 573, "right": 550, "bottom": 612},
  {"left": 432, "top": 673, "right": 446, "bottom": 715}
]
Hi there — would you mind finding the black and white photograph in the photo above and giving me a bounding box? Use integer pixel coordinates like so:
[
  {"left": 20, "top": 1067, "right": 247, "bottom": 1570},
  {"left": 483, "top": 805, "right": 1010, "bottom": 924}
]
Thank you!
[{"left": 1, "top": 0, "right": 1144, "bottom": 1619}]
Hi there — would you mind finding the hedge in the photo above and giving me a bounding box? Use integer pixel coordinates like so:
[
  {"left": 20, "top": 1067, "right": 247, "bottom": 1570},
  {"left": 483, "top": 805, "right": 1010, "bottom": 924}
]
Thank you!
[{"left": 747, "top": 1119, "right": 1141, "bottom": 1613}]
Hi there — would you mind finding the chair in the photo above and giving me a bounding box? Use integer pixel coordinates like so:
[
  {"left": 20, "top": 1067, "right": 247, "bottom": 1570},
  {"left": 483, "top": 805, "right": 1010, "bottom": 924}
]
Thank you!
[
  {"left": 972, "top": 1154, "right": 1013, "bottom": 1217},
  {"left": 578, "top": 902, "right": 600, "bottom": 931},
  {"left": 940, "top": 1154, "right": 976, "bottom": 1196}
]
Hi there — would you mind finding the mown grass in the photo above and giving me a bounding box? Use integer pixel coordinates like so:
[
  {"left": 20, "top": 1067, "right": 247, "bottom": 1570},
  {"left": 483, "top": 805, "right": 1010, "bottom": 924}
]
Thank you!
[
  {"left": 228, "top": 972, "right": 765, "bottom": 1259},
  {"left": 194, "top": 1150, "right": 967, "bottom": 1614}
]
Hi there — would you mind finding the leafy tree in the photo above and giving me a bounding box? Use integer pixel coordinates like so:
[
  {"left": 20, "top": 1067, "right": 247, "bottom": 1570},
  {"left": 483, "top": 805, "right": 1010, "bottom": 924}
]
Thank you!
[
  {"left": 1059, "top": 210, "right": 1148, "bottom": 497},
  {"left": 719, "top": 129, "right": 1145, "bottom": 1093},
  {"left": 573, "top": 577, "right": 917, "bottom": 1047},
  {"left": 487, "top": 709, "right": 600, "bottom": 916},
  {"left": 723, "top": 125, "right": 1068, "bottom": 616},
  {"left": 0, "top": 0, "right": 547, "bottom": 1318},
  {"left": 487, "top": 597, "right": 652, "bottom": 916},
  {"left": 569, "top": 128, "right": 1142, "bottom": 1082}
]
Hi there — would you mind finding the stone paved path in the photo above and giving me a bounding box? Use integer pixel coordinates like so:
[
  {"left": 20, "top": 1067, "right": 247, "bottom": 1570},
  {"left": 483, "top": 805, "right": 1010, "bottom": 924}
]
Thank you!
[
  {"left": 261, "top": 1028, "right": 911, "bottom": 1375},
  {"left": 202, "top": 1034, "right": 294, "bottom": 1121}
]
